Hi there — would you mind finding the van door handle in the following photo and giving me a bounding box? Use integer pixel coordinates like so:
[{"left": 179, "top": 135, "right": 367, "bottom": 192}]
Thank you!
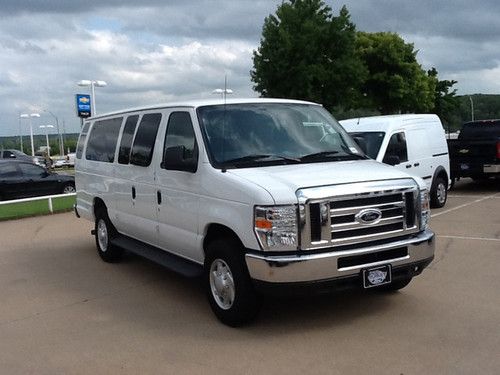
[
  {"left": 157, "top": 190, "right": 162, "bottom": 205},
  {"left": 414, "top": 162, "right": 420, "bottom": 167},
  {"left": 405, "top": 164, "right": 412, "bottom": 169},
  {"left": 132, "top": 186, "right": 136, "bottom": 200}
]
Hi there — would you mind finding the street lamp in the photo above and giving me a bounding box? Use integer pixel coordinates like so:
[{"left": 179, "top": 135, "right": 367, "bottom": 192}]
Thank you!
[
  {"left": 212, "top": 88, "right": 233, "bottom": 100},
  {"left": 469, "top": 96, "right": 474, "bottom": 122},
  {"left": 20, "top": 113, "right": 40, "bottom": 156},
  {"left": 43, "top": 110, "right": 63, "bottom": 156},
  {"left": 77, "top": 79, "right": 107, "bottom": 116},
  {"left": 39, "top": 125, "right": 54, "bottom": 158},
  {"left": 212, "top": 74, "right": 233, "bottom": 101}
]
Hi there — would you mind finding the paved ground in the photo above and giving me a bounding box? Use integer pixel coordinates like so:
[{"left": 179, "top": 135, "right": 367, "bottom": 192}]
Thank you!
[{"left": 0, "top": 179, "right": 498, "bottom": 374}]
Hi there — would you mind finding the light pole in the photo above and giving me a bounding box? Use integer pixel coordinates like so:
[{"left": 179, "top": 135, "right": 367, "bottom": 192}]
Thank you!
[
  {"left": 44, "top": 110, "right": 63, "bottom": 156},
  {"left": 39, "top": 125, "right": 54, "bottom": 158},
  {"left": 469, "top": 96, "right": 474, "bottom": 122},
  {"left": 20, "top": 113, "right": 40, "bottom": 156},
  {"left": 18, "top": 113, "right": 24, "bottom": 153},
  {"left": 77, "top": 80, "right": 107, "bottom": 116}
]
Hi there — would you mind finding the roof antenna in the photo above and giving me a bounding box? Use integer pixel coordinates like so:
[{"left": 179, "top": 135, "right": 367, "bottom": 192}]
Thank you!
[{"left": 212, "top": 74, "right": 233, "bottom": 102}]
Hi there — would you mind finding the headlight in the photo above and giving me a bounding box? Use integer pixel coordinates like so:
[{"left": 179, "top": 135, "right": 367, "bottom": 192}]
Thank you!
[
  {"left": 254, "top": 205, "right": 298, "bottom": 251},
  {"left": 419, "top": 189, "right": 430, "bottom": 230}
]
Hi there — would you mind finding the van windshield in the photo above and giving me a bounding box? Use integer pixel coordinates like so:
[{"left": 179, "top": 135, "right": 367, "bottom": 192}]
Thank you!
[
  {"left": 347, "top": 132, "right": 385, "bottom": 159},
  {"left": 197, "top": 103, "right": 365, "bottom": 168}
]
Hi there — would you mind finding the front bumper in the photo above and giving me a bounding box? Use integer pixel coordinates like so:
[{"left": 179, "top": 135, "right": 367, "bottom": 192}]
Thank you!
[{"left": 245, "top": 230, "right": 434, "bottom": 283}]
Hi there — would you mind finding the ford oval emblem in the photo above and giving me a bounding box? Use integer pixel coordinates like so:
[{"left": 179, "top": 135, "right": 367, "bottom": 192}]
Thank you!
[{"left": 355, "top": 208, "right": 382, "bottom": 225}]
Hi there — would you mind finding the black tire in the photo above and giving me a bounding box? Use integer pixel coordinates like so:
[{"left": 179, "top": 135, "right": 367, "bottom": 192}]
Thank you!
[
  {"left": 379, "top": 277, "right": 412, "bottom": 292},
  {"left": 95, "top": 208, "right": 123, "bottom": 263},
  {"left": 204, "top": 237, "right": 260, "bottom": 327},
  {"left": 430, "top": 176, "right": 447, "bottom": 208},
  {"left": 62, "top": 183, "right": 76, "bottom": 194}
]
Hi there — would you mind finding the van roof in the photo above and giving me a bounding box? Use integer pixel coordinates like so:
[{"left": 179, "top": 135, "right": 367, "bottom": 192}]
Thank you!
[
  {"left": 87, "top": 98, "right": 320, "bottom": 121},
  {"left": 340, "top": 114, "right": 441, "bottom": 133}
]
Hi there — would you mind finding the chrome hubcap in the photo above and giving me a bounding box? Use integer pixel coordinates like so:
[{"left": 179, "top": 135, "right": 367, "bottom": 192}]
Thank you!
[
  {"left": 97, "top": 219, "right": 108, "bottom": 252},
  {"left": 437, "top": 183, "right": 446, "bottom": 204},
  {"left": 209, "top": 259, "right": 235, "bottom": 310}
]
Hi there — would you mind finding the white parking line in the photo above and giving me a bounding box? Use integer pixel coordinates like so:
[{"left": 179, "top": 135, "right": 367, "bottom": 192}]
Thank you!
[
  {"left": 439, "top": 235, "right": 500, "bottom": 242},
  {"left": 448, "top": 194, "right": 500, "bottom": 199},
  {"left": 432, "top": 192, "right": 500, "bottom": 218}
]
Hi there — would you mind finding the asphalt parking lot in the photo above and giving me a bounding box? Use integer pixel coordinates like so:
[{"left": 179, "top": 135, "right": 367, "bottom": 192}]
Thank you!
[{"left": 0, "top": 178, "right": 498, "bottom": 374}]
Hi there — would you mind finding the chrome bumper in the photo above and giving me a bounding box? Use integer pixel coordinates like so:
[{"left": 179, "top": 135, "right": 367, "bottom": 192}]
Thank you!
[{"left": 245, "top": 230, "right": 435, "bottom": 283}]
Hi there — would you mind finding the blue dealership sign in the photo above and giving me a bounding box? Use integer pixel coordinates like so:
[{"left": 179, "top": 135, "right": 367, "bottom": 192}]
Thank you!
[{"left": 76, "top": 94, "right": 92, "bottom": 118}]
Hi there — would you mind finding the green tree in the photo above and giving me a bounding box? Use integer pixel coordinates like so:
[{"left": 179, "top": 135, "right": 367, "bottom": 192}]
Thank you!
[
  {"left": 356, "top": 32, "right": 435, "bottom": 114},
  {"left": 251, "top": 0, "right": 366, "bottom": 110},
  {"left": 427, "top": 67, "right": 460, "bottom": 129}
]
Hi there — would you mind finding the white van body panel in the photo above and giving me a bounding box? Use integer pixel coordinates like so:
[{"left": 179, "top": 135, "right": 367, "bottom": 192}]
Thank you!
[{"left": 340, "top": 114, "right": 450, "bottom": 191}]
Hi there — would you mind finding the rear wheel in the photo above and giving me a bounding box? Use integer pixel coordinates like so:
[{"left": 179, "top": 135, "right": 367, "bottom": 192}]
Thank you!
[
  {"left": 62, "top": 183, "right": 76, "bottom": 194},
  {"left": 431, "top": 176, "right": 447, "bottom": 208},
  {"left": 95, "top": 209, "right": 123, "bottom": 263},
  {"left": 204, "top": 238, "right": 260, "bottom": 326}
]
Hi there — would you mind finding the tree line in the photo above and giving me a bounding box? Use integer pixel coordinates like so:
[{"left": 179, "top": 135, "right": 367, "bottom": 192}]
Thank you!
[{"left": 251, "top": 0, "right": 471, "bottom": 129}]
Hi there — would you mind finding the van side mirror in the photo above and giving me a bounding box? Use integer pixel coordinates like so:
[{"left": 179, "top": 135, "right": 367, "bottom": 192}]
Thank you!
[
  {"left": 162, "top": 146, "right": 197, "bottom": 173},
  {"left": 384, "top": 155, "right": 400, "bottom": 166}
]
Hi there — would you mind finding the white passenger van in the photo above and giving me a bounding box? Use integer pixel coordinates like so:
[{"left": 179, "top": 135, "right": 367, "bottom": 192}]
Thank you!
[
  {"left": 75, "top": 99, "right": 435, "bottom": 326},
  {"left": 340, "top": 115, "right": 450, "bottom": 208}
]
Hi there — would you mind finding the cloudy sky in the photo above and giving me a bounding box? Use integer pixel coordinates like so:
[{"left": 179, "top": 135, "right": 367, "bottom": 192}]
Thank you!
[{"left": 1, "top": 0, "right": 499, "bottom": 137}]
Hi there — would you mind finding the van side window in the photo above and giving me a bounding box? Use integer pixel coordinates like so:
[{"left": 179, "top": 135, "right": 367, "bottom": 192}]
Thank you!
[
  {"left": 76, "top": 122, "right": 91, "bottom": 159},
  {"left": 162, "top": 112, "right": 198, "bottom": 172},
  {"left": 130, "top": 113, "right": 162, "bottom": 167},
  {"left": 118, "top": 115, "right": 139, "bottom": 164},
  {"left": 383, "top": 132, "right": 408, "bottom": 163},
  {"left": 85, "top": 117, "right": 123, "bottom": 162}
]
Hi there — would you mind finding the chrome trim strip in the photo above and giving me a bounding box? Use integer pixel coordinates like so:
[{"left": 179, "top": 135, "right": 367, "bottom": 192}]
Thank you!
[
  {"left": 331, "top": 216, "right": 404, "bottom": 231},
  {"left": 331, "top": 201, "right": 404, "bottom": 216}
]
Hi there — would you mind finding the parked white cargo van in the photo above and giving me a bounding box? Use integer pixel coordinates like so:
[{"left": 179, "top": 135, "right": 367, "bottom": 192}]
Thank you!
[
  {"left": 340, "top": 115, "right": 450, "bottom": 208},
  {"left": 75, "top": 99, "right": 435, "bottom": 326}
]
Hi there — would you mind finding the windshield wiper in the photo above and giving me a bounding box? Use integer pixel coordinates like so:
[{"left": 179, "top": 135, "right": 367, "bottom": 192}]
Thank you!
[
  {"left": 300, "top": 150, "right": 367, "bottom": 162},
  {"left": 300, "top": 151, "right": 341, "bottom": 161},
  {"left": 222, "top": 154, "right": 301, "bottom": 166}
]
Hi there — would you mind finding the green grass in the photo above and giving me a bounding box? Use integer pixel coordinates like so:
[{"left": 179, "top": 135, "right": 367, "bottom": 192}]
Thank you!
[{"left": 0, "top": 195, "right": 76, "bottom": 221}]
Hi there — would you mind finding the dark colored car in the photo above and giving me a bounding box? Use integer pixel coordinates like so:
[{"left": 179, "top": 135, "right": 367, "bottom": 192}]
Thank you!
[
  {"left": 448, "top": 120, "right": 500, "bottom": 183},
  {"left": 0, "top": 160, "right": 75, "bottom": 201},
  {"left": 0, "top": 149, "right": 41, "bottom": 165}
]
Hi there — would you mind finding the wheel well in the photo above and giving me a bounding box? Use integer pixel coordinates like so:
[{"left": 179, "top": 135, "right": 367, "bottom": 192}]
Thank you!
[
  {"left": 203, "top": 224, "right": 243, "bottom": 255},
  {"left": 93, "top": 197, "right": 107, "bottom": 218},
  {"left": 433, "top": 167, "right": 448, "bottom": 189}
]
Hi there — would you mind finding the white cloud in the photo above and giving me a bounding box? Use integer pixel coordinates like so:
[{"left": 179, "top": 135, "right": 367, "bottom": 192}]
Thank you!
[{"left": 1, "top": 0, "right": 500, "bottom": 136}]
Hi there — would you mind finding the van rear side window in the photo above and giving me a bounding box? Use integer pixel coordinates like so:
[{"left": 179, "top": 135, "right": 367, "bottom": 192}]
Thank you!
[
  {"left": 130, "top": 113, "right": 162, "bottom": 167},
  {"left": 76, "top": 122, "right": 90, "bottom": 159},
  {"left": 118, "top": 115, "right": 139, "bottom": 164},
  {"left": 85, "top": 117, "right": 123, "bottom": 163}
]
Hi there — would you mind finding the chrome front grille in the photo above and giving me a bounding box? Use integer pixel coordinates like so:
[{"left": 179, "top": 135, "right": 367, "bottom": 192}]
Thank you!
[{"left": 297, "top": 179, "right": 420, "bottom": 250}]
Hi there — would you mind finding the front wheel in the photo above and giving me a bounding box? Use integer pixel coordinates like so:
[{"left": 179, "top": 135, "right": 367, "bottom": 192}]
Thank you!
[
  {"left": 431, "top": 176, "right": 447, "bottom": 208},
  {"left": 204, "top": 238, "right": 260, "bottom": 326}
]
